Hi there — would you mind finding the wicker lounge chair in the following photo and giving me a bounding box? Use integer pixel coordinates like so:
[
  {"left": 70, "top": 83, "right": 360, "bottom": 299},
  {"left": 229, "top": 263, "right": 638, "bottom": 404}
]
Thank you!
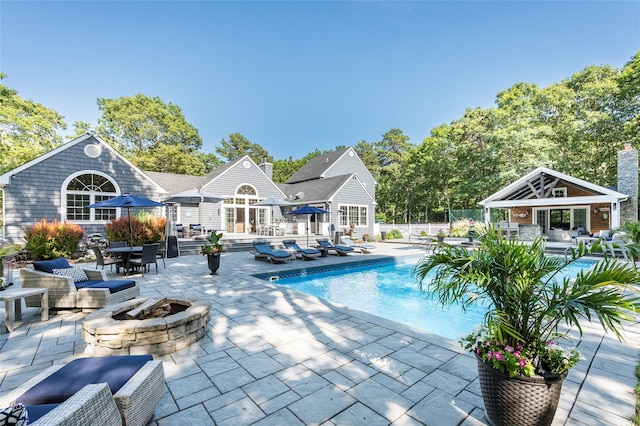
[
  {"left": 20, "top": 258, "right": 140, "bottom": 311},
  {"left": 250, "top": 240, "right": 293, "bottom": 263},
  {"left": 2, "top": 383, "right": 123, "bottom": 425},
  {"left": 0, "top": 356, "right": 164, "bottom": 426},
  {"left": 282, "top": 240, "right": 321, "bottom": 260},
  {"left": 315, "top": 238, "right": 354, "bottom": 256}
]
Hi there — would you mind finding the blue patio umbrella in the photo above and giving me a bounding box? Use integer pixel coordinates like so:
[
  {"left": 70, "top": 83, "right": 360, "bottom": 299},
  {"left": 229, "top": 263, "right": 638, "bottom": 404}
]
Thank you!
[
  {"left": 85, "top": 193, "right": 166, "bottom": 247},
  {"left": 287, "top": 206, "right": 329, "bottom": 247}
]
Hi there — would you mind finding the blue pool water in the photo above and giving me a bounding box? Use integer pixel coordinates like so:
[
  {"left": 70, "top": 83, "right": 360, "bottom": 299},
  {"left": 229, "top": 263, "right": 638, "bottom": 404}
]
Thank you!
[{"left": 262, "top": 256, "right": 597, "bottom": 340}]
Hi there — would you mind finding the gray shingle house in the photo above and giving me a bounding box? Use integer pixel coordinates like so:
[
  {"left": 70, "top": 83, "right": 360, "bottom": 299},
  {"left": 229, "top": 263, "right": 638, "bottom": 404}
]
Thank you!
[{"left": 0, "top": 134, "right": 377, "bottom": 243}]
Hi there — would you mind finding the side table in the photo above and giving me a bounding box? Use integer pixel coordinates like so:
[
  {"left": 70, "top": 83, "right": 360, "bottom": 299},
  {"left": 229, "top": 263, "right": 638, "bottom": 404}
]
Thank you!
[{"left": 0, "top": 287, "right": 48, "bottom": 333}]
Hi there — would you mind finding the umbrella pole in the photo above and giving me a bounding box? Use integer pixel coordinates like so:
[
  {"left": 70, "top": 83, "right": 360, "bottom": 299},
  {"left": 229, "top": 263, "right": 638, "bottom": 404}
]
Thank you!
[{"left": 128, "top": 208, "right": 133, "bottom": 247}]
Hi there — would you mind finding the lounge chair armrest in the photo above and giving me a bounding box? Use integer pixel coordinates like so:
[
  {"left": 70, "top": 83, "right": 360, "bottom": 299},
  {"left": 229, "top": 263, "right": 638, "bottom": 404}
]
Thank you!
[
  {"left": 20, "top": 268, "right": 75, "bottom": 290},
  {"left": 33, "top": 383, "right": 122, "bottom": 426}
]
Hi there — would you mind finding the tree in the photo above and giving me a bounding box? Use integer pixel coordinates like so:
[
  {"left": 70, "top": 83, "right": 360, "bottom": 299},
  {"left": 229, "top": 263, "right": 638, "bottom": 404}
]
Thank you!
[
  {"left": 216, "top": 133, "right": 273, "bottom": 164},
  {"left": 131, "top": 144, "right": 221, "bottom": 175},
  {"left": 376, "top": 128, "right": 411, "bottom": 167},
  {"left": 0, "top": 74, "right": 66, "bottom": 173},
  {"left": 96, "top": 94, "right": 203, "bottom": 155},
  {"left": 353, "top": 140, "right": 380, "bottom": 181}
]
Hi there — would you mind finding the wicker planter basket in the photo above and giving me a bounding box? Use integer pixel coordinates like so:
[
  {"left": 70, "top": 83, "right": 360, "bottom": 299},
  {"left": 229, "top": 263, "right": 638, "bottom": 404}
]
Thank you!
[{"left": 476, "top": 355, "right": 566, "bottom": 426}]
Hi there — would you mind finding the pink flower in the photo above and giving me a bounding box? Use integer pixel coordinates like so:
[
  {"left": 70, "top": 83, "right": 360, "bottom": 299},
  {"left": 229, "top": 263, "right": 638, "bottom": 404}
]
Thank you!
[
  {"left": 516, "top": 344, "right": 524, "bottom": 351},
  {"left": 485, "top": 341, "right": 491, "bottom": 347},
  {"left": 513, "top": 351, "right": 521, "bottom": 357},
  {"left": 476, "top": 347, "right": 481, "bottom": 355},
  {"left": 518, "top": 358, "right": 527, "bottom": 369},
  {"left": 487, "top": 352, "right": 492, "bottom": 361},
  {"left": 494, "top": 352, "right": 503, "bottom": 361},
  {"left": 504, "top": 345, "right": 514, "bottom": 353}
]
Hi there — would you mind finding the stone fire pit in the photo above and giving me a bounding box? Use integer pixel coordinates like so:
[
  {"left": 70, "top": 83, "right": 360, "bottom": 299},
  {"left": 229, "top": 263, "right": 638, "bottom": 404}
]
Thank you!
[{"left": 82, "top": 297, "right": 211, "bottom": 356}]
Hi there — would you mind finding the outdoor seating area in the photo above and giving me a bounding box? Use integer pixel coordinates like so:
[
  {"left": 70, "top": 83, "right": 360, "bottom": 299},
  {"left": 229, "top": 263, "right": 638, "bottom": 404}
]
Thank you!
[
  {"left": 315, "top": 237, "right": 354, "bottom": 256},
  {"left": 0, "top": 240, "right": 637, "bottom": 425},
  {"left": 19, "top": 258, "right": 139, "bottom": 311}
]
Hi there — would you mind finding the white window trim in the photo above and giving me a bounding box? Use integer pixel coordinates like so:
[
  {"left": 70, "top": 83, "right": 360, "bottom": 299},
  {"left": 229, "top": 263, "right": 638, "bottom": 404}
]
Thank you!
[
  {"left": 552, "top": 187, "right": 567, "bottom": 198},
  {"left": 337, "top": 204, "right": 369, "bottom": 227},
  {"left": 60, "top": 170, "right": 121, "bottom": 223}
]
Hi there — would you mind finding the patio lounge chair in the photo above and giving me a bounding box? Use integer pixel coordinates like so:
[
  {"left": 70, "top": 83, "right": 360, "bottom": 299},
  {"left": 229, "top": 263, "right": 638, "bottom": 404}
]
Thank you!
[
  {"left": 0, "top": 355, "right": 164, "bottom": 426},
  {"left": 20, "top": 258, "right": 140, "bottom": 311},
  {"left": 315, "top": 238, "right": 354, "bottom": 256},
  {"left": 340, "top": 236, "right": 376, "bottom": 254},
  {"left": 250, "top": 239, "right": 294, "bottom": 263},
  {"left": 282, "top": 240, "right": 321, "bottom": 260},
  {"left": 0, "top": 383, "right": 123, "bottom": 425}
]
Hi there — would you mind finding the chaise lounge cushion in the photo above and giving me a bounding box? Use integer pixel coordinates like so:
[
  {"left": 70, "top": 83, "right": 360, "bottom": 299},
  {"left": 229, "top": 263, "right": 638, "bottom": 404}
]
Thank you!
[
  {"left": 17, "top": 355, "right": 153, "bottom": 406},
  {"left": 75, "top": 280, "right": 137, "bottom": 294},
  {"left": 33, "top": 258, "right": 71, "bottom": 274}
]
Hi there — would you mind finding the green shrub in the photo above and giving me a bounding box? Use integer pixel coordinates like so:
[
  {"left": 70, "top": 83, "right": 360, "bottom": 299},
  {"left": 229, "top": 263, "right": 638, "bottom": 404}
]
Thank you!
[
  {"left": 104, "top": 213, "right": 166, "bottom": 246},
  {"left": 386, "top": 229, "right": 403, "bottom": 239},
  {"left": 24, "top": 219, "right": 84, "bottom": 260},
  {"left": 450, "top": 219, "right": 486, "bottom": 238},
  {"left": 420, "top": 230, "right": 427, "bottom": 237},
  {"left": 620, "top": 221, "right": 640, "bottom": 243}
]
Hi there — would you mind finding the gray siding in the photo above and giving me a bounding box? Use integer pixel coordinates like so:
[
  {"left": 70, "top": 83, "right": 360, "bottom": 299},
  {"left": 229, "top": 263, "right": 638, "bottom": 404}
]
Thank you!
[
  {"left": 3, "top": 136, "right": 161, "bottom": 243},
  {"left": 333, "top": 178, "right": 375, "bottom": 236},
  {"left": 324, "top": 150, "right": 376, "bottom": 198},
  {"left": 205, "top": 159, "right": 284, "bottom": 199}
]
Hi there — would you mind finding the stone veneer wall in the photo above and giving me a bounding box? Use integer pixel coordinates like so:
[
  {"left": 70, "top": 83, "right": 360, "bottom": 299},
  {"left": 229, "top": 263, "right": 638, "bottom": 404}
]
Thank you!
[
  {"left": 618, "top": 143, "right": 638, "bottom": 223},
  {"left": 82, "top": 298, "right": 211, "bottom": 356},
  {"left": 519, "top": 225, "right": 542, "bottom": 241}
]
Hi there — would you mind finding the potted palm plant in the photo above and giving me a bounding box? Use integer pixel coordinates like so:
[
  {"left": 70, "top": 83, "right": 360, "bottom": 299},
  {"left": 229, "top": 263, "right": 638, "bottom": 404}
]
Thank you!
[
  {"left": 414, "top": 227, "right": 640, "bottom": 426},
  {"left": 201, "top": 231, "right": 225, "bottom": 275}
]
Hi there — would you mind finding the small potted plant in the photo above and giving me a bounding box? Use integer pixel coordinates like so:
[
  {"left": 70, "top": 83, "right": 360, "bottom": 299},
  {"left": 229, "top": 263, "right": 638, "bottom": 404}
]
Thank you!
[
  {"left": 201, "top": 231, "right": 225, "bottom": 274},
  {"left": 436, "top": 229, "right": 447, "bottom": 243},
  {"left": 414, "top": 227, "right": 640, "bottom": 426}
]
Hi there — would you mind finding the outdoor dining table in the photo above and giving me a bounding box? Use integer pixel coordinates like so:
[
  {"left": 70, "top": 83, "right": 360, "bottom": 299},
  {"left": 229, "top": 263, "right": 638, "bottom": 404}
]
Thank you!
[{"left": 106, "top": 246, "right": 143, "bottom": 275}]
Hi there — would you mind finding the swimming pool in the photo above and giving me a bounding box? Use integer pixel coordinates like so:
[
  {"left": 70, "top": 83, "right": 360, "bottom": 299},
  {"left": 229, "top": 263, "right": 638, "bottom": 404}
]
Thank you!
[{"left": 256, "top": 256, "right": 597, "bottom": 340}]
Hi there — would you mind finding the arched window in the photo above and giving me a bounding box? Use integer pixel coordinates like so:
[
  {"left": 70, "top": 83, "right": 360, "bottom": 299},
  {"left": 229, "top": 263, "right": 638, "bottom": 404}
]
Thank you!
[
  {"left": 64, "top": 172, "right": 119, "bottom": 221},
  {"left": 237, "top": 185, "right": 257, "bottom": 196}
]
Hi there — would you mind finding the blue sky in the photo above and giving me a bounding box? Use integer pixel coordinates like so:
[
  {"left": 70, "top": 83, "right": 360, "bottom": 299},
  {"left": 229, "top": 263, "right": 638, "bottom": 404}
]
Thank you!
[{"left": 2, "top": 1, "right": 639, "bottom": 161}]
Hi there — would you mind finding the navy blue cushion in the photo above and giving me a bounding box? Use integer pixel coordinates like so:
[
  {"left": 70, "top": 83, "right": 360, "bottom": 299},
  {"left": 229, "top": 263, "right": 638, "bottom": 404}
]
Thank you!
[
  {"left": 25, "top": 403, "right": 59, "bottom": 422},
  {"left": 83, "top": 280, "right": 136, "bottom": 294},
  {"left": 17, "top": 355, "right": 152, "bottom": 406},
  {"left": 33, "top": 258, "right": 70, "bottom": 274},
  {"left": 74, "top": 280, "right": 106, "bottom": 289}
]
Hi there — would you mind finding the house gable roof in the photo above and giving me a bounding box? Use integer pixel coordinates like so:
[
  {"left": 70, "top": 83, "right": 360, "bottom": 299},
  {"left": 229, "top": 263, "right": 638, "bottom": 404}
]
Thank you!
[
  {"left": 279, "top": 173, "right": 374, "bottom": 205},
  {"left": 201, "top": 155, "right": 286, "bottom": 197},
  {"left": 285, "top": 147, "right": 352, "bottom": 184},
  {"left": 480, "top": 167, "right": 628, "bottom": 208},
  {"left": 144, "top": 171, "right": 206, "bottom": 195},
  {"left": 0, "top": 132, "right": 165, "bottom": 193}
]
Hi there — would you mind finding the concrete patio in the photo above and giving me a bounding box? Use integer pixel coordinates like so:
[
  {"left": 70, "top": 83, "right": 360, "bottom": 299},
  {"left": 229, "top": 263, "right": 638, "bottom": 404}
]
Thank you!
[{"left": 0, "top": 241, "right": 638, "bottom": 425}]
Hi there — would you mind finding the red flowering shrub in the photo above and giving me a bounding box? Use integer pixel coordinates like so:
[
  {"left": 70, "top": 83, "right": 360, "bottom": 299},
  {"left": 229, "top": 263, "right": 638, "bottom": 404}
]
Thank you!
[{"left": 24, "top": 219, "right": 84, "bottom": 260}]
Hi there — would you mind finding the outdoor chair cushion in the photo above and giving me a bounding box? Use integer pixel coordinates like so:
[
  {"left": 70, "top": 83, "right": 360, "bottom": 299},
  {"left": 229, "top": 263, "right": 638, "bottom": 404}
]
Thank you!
[
  {"left": 17, "top": 355, "right": 152, "bottom": 406},
  {"left": 52, "top": 267, "right": 89, "bottom": 283},
  {"left": 33, "top": 258, "right": 71, "bottom": 274},
  {"left": 22, "top": 403, "right": 59, "bottom": 423},
  {"left": 74, "top": 280, "right": 136, "bottom": 294}
]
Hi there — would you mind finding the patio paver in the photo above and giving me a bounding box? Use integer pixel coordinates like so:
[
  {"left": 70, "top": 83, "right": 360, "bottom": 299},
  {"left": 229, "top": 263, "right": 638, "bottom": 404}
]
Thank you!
[{"left": 0, "top": 240, "right": 638, "bottom": 425}]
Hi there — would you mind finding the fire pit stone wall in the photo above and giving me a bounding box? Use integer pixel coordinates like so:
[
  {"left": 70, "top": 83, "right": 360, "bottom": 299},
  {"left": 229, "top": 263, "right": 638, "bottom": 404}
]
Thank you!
[{"left": 82, "top": 297, "right": 211, "bottom": 356}]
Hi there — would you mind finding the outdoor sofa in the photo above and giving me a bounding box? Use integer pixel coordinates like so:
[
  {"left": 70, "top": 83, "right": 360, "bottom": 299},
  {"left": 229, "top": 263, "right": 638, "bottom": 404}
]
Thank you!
[
  {"left": 0, "top": 355, "right": 164, "bottom": 426},
  {"left": 20, "top": 258, "right": 140, "bottom": 311}
]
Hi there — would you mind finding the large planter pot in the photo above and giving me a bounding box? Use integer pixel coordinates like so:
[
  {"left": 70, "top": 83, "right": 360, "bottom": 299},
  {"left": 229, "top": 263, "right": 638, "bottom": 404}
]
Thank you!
[
  {"left": 207, "top": 254, "right": 220, "bottom": 275},
  {"left": 476, "top": 355, "right": 566, "bottom": 426}
]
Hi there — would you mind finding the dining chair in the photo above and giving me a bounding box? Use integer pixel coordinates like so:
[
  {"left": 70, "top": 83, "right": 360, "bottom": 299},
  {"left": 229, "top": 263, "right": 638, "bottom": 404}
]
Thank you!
[
  {"left": 156, "top": 240, "right": 167, "bottom": 269},
  {"left": 128, "top": 244, "right": 159, "bottom": 275},
  {"left": 92, "top": 246, "right": 123, "bottom": 272}
]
